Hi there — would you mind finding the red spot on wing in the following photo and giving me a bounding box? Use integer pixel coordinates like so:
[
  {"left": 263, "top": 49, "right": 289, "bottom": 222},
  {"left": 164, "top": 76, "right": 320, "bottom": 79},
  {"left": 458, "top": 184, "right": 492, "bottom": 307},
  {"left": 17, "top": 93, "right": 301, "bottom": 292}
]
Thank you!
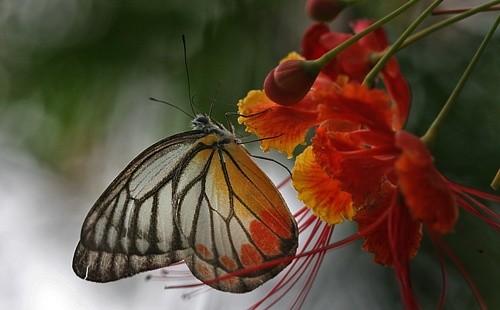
[
  {"left": 196, "top": 244, "right": 214, "bottom": 259},
  {"left": 240, "top": 244, "right": 262, "bottom": 268},
  {"left": 259, "top": 211, "right": 292, "bottom": 239},
  {"left": 250, "top": 220, "right": 281, "bottom": 256},
  {"left": 220, "top": 255, "right": 237, "bottom": 271},
  {"left": 221, "top": 276, "right": 238, "bottom": 287},
  {"left": 196, "top": 262, "right": 212, "bottom": 279},
  {"left": 249, "top": 211, "right": 294, "bottom": 256},
  {"left": 197, "top": 260, "right": 238, "bottom": 289}
]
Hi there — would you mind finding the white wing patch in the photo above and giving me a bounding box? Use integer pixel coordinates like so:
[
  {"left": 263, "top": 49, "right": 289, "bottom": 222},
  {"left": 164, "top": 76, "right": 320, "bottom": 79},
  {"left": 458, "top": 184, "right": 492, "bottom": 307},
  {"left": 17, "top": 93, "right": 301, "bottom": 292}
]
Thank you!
[{"left": 73, "top": 132, "right": 203, "bottom": 282}]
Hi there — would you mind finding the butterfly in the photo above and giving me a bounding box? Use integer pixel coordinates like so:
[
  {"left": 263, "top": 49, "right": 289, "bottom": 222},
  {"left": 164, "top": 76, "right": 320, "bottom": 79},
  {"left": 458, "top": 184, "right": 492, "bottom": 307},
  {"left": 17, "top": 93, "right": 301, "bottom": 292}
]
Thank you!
[{"left": 72, "top": 112, "right": 298, "bottom": 293}]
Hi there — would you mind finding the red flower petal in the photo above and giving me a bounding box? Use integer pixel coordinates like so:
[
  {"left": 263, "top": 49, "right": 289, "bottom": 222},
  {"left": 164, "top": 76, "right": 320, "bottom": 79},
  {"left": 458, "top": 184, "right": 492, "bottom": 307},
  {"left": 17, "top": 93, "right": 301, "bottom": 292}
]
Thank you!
[
  {"left": 350, "top": 20, "right": 411, "bottom": 128},
  {"left": 317, "top": 82, "right": 394, "bottom": 132},
  {"left": 354, "top": 182, "right": 423, "bottom": 266},
  {"left": 302, "top": 23, "right": 331, "bottom": 65},
  {"left": 301, "top": 21, "right": 411, "bottom": 127},
  {"left": 312, "top": 126, "right": 394, "bottom": 208},
  {"left": 350, "top": 19, "right": 388, "bottom": 52},
  {"left": 381, "top": 59, "right": 411, "bottom": 129},
  {"left": 395, "top": 131, "right": 458, "bottom": 234}
]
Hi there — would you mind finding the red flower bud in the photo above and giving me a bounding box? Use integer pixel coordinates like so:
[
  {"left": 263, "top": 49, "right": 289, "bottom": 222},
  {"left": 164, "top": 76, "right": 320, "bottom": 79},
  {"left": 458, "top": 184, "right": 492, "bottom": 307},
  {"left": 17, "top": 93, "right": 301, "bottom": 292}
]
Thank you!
[
  {"left": 306, "top": 0, "right": 344, "bottom": 22},
  {"left": 264, "top": 59, "right": 320, "bottom": 106}
]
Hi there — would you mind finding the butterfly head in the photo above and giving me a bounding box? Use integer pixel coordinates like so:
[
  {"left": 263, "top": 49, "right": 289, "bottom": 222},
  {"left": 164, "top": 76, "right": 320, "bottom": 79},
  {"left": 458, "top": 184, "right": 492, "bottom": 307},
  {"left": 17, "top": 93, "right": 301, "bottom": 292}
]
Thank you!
[{"left": 191, "top": 114, "right": 236, "bottom": 145}]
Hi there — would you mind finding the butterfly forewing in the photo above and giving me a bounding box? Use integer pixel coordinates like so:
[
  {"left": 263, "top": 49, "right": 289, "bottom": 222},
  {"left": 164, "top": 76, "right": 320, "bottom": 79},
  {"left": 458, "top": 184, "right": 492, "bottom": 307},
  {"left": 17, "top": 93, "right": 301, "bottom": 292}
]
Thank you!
[{"left": 175, "top": 135, "right": 298, "bottom": 292}]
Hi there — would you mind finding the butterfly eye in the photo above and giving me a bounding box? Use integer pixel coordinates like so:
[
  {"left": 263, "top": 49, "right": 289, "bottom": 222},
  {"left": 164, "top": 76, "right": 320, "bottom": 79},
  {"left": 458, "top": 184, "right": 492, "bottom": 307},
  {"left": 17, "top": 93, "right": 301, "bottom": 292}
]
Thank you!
[{"left": 191, "top": 115, "right": 210, "bottom": 130}]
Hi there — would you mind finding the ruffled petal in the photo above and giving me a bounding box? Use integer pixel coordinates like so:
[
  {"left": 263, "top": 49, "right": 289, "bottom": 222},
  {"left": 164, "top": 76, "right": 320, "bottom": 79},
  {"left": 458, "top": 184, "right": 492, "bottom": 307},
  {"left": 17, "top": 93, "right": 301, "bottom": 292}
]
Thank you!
[
  {"left": 317, "top": 82, "right": 394, "bottom": 133},
  {"left": 312, "top": 126, "right": 394, "bottom": 208},
  {"left": 292, "top": 146, "right": 355, "bottom": 225},
  {"left": 354, "top": 182, "right": 423, "bottom": 266},
  {"left": 395, "top": 131, "right": 458, "bottom": 234},
  {"left": 301, "top": 20, "right": 411, "bottom": 125},
  {"left": 237, "top": 90, "right": 320, "bottom": 158}
]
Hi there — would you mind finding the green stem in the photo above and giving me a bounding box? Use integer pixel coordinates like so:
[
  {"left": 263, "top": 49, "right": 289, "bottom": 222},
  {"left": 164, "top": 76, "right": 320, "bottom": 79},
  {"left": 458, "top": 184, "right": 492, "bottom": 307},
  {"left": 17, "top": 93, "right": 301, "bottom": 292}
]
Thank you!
[
  {"left": 363, "top": 0, "right": 443, "bottom": 87},
  {"left": 421, "top": 13, "right": 500, "bottom": 150},
  {"left": 399, "top": 0, "right": 500, "bottom": 51},
  {"left": 492, "top": 169, "right": 500, "bottom": 190},
  {"left": 310, "top": 0, "right": 421, "bottom": 73}
]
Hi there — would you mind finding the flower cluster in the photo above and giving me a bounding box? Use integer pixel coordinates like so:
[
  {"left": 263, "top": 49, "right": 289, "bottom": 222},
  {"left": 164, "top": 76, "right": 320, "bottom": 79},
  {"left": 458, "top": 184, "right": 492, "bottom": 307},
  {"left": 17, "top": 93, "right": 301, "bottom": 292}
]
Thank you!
[{"left": 238, "top": 18, "right": 500, "bottom": 309}]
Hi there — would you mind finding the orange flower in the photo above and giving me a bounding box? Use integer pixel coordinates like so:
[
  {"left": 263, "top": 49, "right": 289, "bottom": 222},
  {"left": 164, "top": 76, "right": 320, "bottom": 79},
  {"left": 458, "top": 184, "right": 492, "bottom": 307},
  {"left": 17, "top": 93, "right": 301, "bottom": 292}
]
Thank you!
[
  {"left": 305, "top": 83, "right": 457, "bottom": 260},
  {"left": 235, "top": 18, "right": 499, "bottom": 309},
  {"left": 239, "top": 80, "right": 499, "bottom": 308}
]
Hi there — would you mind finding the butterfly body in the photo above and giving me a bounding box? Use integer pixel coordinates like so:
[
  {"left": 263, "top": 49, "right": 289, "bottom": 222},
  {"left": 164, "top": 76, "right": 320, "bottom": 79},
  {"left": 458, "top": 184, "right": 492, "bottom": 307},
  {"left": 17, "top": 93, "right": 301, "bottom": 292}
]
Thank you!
[{"left": 73, "top": 114, "right": 298, "bottom": 293}]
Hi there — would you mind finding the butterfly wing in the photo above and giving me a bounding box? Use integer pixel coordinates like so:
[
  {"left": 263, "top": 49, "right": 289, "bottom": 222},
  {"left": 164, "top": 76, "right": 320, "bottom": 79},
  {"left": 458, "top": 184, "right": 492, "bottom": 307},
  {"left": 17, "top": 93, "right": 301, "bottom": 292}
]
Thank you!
[
  {"left": 72, "top": 131, "right": 207, "bottom": 282},
  {"left": 174, "top": 135, "right": 298, "bottom": 293}
]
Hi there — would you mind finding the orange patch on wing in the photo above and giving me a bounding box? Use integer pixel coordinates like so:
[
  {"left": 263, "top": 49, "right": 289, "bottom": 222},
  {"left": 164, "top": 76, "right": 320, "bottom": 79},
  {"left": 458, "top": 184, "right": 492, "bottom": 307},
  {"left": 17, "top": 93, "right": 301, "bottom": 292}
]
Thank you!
[
  {"left": 240, "top": 244, "right": 262, "bottom": 268},
  {"left": 260, "top": 211, "right": 292, "bottom": 239},
  {"left": 220, "top": 255, "right": 237, "bottom": 271},
  {"left": 224, "top": 143, "right": 285, "bottom": 213},
  {"left": 292, "top": 146, "right": 354, "bottom": 225},
  {"left": 224, "top": 143, "right": 296, "bottom": 236},
  {"left": 196, "top": 244, "right": 214, "bottom": 260},
  {"left": 220, "top": 276, "right": 238, "bottom": 288},
  {"left": 250, "top": 219, "right": 281, "bottom": 256}
]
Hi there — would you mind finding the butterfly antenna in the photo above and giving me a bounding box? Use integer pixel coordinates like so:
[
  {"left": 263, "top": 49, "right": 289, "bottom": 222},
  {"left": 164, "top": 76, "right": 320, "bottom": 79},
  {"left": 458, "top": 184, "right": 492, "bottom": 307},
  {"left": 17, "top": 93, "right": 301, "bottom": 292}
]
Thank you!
[
  {"left": 191, "top": 94, "right": 235, "bottom": 108},
  {"left": 182, "top": 35, "right": 200, "bottom": 116},
  {"left": 225, "top": 109, "right": 272, "bottom": 135},
  {"left": 209, "top": 80, "right": 222, "bottom": 118},
  {"left": 239, "top": 132, "right": 293, "bottom": 177},
  {"left": 149, "top": 97, "right": 193, "bottom": 119}
]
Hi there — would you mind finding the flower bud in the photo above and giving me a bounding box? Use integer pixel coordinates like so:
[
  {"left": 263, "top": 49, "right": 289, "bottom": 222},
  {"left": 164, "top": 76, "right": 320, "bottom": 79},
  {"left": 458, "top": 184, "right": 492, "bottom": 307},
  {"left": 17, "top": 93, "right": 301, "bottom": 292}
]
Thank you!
[
  {"left": 264, "top": 59, "right": 320, "bottom": 106},
  {"left": 306, "top": 0, "right": 344, "bottom": 22}
]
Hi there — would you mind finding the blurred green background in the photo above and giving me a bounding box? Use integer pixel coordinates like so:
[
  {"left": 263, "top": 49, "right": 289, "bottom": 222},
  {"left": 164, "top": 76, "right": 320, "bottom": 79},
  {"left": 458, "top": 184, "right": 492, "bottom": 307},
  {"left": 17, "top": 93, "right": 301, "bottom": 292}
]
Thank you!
[{"left": 1, "top": 0, "right": 499, "bottom": 309}]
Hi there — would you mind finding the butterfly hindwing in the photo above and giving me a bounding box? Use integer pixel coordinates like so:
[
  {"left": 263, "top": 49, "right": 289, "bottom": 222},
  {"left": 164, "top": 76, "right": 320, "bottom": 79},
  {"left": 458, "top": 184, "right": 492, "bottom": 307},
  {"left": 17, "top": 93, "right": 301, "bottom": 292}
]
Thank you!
[{"left": 73, "top": 131, "right": 206, "bottom": 282}]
